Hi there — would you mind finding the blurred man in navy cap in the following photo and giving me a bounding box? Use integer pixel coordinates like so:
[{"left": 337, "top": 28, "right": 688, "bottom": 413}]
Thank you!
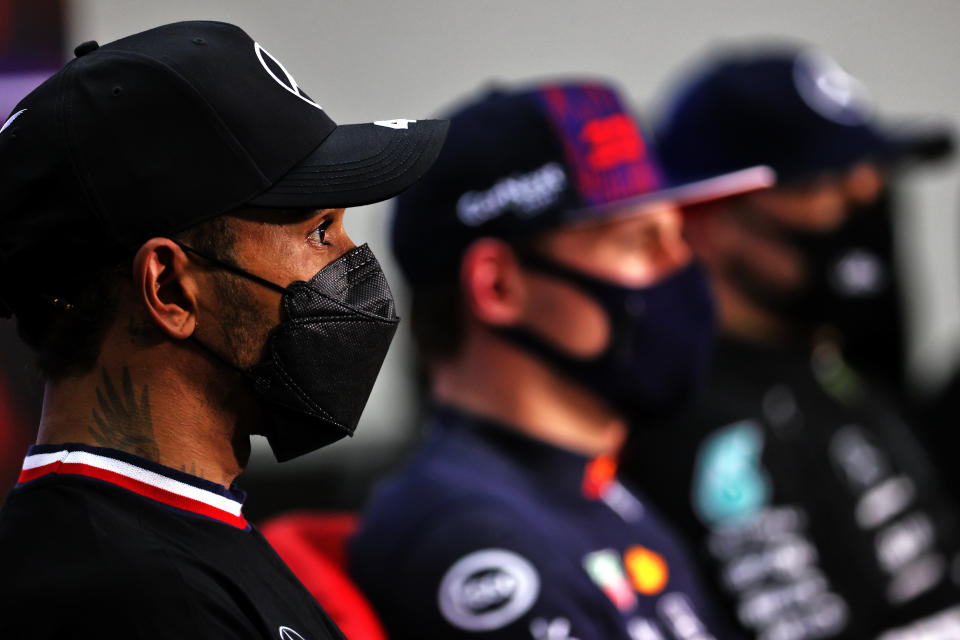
[
  {"left": 657, "top": 47, "right": 952, "bottom": 390},
  {"left": 620, "top": 46, "right": 960, "bottom": 640},
  {"left": 348, "top": 80, "right": 774, "bottom": 639}
]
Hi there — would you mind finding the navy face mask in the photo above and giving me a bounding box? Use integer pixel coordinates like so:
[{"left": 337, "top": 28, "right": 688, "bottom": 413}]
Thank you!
[
  {"left": 178, "top": 243, "right": 400, "bottom": 461},
  {"left": 500, "top": 252, "right": 717, "bottom": 420}
]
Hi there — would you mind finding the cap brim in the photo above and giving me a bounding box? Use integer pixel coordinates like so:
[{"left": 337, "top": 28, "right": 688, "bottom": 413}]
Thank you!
[
  {"left": 248, "top": 119, "right": 449, "bottom": 209},
  {"left": 763, "top": 121, "right": 954, "bottom": 185},
  {"left": 657, "top": 165, "right": 777, "bottom": 206},
  {"left": 564, "top": 165, "right": 776, "bottom": 224},
  {"left": 881, "top": 123, "right": 954, "bottom": 164}
]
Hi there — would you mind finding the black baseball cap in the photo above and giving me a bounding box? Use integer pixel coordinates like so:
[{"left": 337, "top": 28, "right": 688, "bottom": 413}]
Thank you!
[
  {"left": 392, "top": 80, "right": 774, "bottom": 286},
  {"left": 656, "top": 46, "right": 953, "bottom": 186},
  {"left": 0, "top": 20, "right": 448, "bottom": 315}
]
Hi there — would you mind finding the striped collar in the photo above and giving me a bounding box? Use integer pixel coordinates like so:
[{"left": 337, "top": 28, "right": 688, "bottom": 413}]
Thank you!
[{"left": 18, "top": 443, "right": 249, "bottom": 530}]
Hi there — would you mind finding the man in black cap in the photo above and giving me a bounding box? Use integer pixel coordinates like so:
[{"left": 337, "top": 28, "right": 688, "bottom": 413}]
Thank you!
[
  {"left": 620, "top": 46, "right": 960, "bottom": 640},
  {"left": 0, "top": 21, "right": 447, "bottom": 639},
  {"left": 348, "top": 80, "right": 773, "bottom": 639}
]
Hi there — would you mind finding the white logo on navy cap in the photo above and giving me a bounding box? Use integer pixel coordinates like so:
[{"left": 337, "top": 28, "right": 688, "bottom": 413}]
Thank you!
[
  {"left": 0, "top": 109, "right": 26, "bottom": 136},
  {"left": 255, "top": 42, "right": 322, "bottom": 111},
  {"left": 456, "top": 162, "right": 567, "bottom": 227},
  {"left": 793, "top": 49, "right": 872, "bottom": 127},
  {"left": 438, "top": 548, "right": 540, "bottom": 631}
]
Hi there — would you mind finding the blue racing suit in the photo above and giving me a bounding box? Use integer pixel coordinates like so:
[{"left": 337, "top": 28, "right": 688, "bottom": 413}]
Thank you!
[{"left": 349, "top": 405, "right": 740, "bottom": 640}]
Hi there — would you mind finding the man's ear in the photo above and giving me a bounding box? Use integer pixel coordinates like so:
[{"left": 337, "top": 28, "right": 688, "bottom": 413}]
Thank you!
[
  {"left": 460, "top": 238, "right": 526, "bottom": 327},
  {"left": 132, "top": 238, "right": 199, "bottom": 340}
]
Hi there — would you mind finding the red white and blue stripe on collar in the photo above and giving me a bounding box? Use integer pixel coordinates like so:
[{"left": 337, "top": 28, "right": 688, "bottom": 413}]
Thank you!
[{"left": 18, "top": 443, "right": 249, "bottom": 530}]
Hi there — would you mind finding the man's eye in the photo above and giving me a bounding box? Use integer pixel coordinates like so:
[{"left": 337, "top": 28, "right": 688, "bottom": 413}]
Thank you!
[{"left": 311, "top": 219, "right": 334, "bottom": 245}]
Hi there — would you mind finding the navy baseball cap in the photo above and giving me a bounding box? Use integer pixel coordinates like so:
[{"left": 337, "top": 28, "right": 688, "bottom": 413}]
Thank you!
[
  {"left": 656, "top": 46, "right": 953, "bottom": 186},
  {"left": 0, "top": 21, "right": 448, "bottom": 316},
  {"left": 392, "top": 80, "right": 774, "bottom": 286}
]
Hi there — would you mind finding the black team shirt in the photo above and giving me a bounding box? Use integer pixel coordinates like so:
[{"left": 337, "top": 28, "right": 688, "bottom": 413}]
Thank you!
[
  {"left": 0, "top": 443, "right": 345, "bottom": 639},
  {"left": 621, "top": 337, "right": 960, "bottom": 640}
]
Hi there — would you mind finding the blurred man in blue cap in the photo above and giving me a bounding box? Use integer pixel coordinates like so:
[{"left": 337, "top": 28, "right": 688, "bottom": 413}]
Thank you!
[
  {"left": 621, "top": 46, "right": 960, "bottom": 640},
  {"left": 348, "top": 80, "right": 774, "bottom": 639}
]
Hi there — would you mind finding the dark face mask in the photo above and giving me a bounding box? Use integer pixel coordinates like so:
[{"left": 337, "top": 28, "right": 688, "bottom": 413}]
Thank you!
[
  {"left": 178, "top": 243, "right": 400, "bottom": 461},
  {"left": 499, "top": 252, "right": 717, "bottom": 420},
  {"left": 727, "top": 194, "right": 906, "bottom": 382}
]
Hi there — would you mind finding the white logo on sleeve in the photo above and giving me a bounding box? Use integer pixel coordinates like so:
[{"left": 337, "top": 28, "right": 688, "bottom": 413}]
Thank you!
[
  {"left": 374, "top": 119, "right": 417, "bottom": 130},
  {"left": 278, "top": 626, "right": 306, "bottom": 640},
  {"left": 0, "top": 109, "right": 26, "bottom": 135},
  {"left": 254, "top": 42, "right": 322, "bottom": 111},
  {"left": 438, "top": 548, "right": 541, "bottom": 631}
]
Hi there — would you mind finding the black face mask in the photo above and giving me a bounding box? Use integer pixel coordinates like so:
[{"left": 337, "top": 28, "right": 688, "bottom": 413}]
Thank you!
[
  {"left": 499, "top": 252, "right": 717, "bottom": 420},
  {"left": 178, "top": 243, "right": 400, "bottom": 461},
  {"left": 727, "top": 194, "right": 906, "bottom": 383}
]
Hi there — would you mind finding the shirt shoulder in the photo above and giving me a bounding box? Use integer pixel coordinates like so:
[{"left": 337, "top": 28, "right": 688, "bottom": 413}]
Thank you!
[
  {"left": 357, "top": 424, "right": 546, "bottom": 535},
  {"left": 349, "top": 438, "right": 553, "bottom": 596},
  {"left": 0, "top": 478, "right": 266, "bottom": 639}
]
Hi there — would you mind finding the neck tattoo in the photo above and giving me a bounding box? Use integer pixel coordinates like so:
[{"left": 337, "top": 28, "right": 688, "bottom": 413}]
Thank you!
[{"left": 87, "top": 366, "right": 158, "bottom": 460}]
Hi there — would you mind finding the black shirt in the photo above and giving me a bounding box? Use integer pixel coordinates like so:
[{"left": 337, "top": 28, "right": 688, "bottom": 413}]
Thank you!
[
  {"left": 0, "top": 442, "right": 345, "bottom": 640},
  {"left": 349, "top": 405, "right": 740, "bottom": 640},
  {"left": 621, "top": 337, "right": 960, "bottom": 640}
]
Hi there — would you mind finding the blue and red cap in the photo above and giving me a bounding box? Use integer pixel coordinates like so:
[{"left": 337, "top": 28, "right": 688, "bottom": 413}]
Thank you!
[{"left": 392, "top": 80, "right": 774, "bottom": 286}]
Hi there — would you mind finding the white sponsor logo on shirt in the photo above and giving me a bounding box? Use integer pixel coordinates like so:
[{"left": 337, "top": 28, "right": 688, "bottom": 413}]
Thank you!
[
  {"left": 278, "top": 626, "right": 306, "bottom": 640},
  {"left": 438, "top": 548, "right": 540, "bottom": 631}
]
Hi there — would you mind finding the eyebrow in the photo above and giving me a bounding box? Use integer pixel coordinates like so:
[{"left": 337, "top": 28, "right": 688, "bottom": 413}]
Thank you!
[
  {"left": 262, "top": 207, "right": 331, "bottom": 225},
  {"left": 286, "top": 207, "right": 324, "bottom": 222}
]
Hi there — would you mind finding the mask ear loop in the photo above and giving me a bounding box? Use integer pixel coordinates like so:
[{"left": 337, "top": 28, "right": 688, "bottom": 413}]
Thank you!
[
  {"left": 513, "top": 247, "right": 622, "bottom": 307},
  {"left": 172, "top": 240, "right": 287, "bottom": 295},
  {"left": 171, "top": 240, "right": 282, "bottom": 374},
  {"left": 189, "top": 333, "right": 246, "bottom": 374}
]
